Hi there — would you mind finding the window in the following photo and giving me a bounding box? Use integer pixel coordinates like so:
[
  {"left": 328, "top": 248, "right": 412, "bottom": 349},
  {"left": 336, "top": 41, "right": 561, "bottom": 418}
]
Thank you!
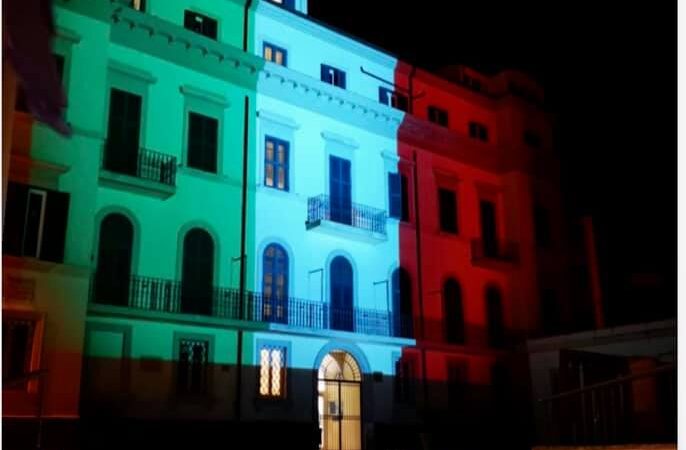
[
  {"left": 264, "top": 136, "right": 289, "bottom": 190},
  {"left": 468, "top": 121, "right": 489, "bottom": 142},
  {"left": 2, "top": 317, "right": 36, "bottom": 389},
  {"left": 524, "top": 130, "right": 542, "bottom": 148},
  {"left": 388, "top": 173, "right": 409, "bottom": 221},
  {"left": 534, "top": 205, "right": 552, "bottom": 248},
  {"left": 379, "top": 87, "right": 408, "bottom": 111},
  {"left": 16, "top": 54, "right": 66, "bottom": 113},
  {"left": 428, "top": 106, "right": 449, "bottom": 127},
  {"left": 3, "top": 182, "right": 70, "bottom": 263},
  {"left": 438, "top": 188, "right": 458, "bottom": 234},
  {"left": 184, "top": 10, "right": 217, "bottom": 40},
  {"left": 129, "top": 0, "right": 145, "bottom": 11},
  {"left": 259, "top": 346, "right": 286, "bottom": 398},
  {"left": 394, "top": 355, "right": 415, "bottom": 404},
  {"left": 177, "top": 338, "right": 209, "bottom": 395},
  {"left": 447, "top": 360, "right": 468, "bottom": 405},
  {"left": 187, "top": 112, "right": 218, "bottom": 173},
  {"left": 321, "top": 64, "right": 346, "bottom": 89},
  {"left": 181, "top": 228, "right": 214, "bottom": 315},
  {"left": 486, "top": 286, "right": 505, "bottom": 348},
  {"left": 480, "top": 200, "right": 498, "bottom": 257},
  {"left": 262, "top": 244, "right": 289, "bottom": 324},
  {"left": 268, "top": 0, "right": 295, "bottom": 9},
  {"left": 263, "top": 42, "right": 287, "bottom": 66},
  {"left": 105, "top": 88, "right": 142, "bottom": 176},
  {"left": 330, "top": 256, "right": 353, "bottom": 332},
  {"left": 94, "top": 213, "right": 134, "bottom": 307},
  {"left": 392, "top": 268, "right": 413, "bottom": 337},
  {"left": 443, "top": 278, "right": 465, "bottom": 344}
]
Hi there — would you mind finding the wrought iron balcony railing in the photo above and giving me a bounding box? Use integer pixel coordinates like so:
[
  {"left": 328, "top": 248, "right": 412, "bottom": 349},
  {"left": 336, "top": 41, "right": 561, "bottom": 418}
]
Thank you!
[
  {"left": 103, "top": 142, "right": 177, "bottom": 186},
  {"left": 470, "top": 238, "right": 519, "bottom": 264},
  {"left": 89, "top": 274, "right": 413, "bottom": 338},
  {"left": 306, "top": 194, "right": 387, "bottom": 235}
]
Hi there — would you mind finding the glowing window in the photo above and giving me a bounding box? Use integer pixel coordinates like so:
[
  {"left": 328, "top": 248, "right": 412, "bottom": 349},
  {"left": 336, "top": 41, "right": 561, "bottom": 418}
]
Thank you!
[
  {"left": 264, "top": 136, "right": 289, "bottom": 191},
  {"left": 259, "top": 346, "right": 286, "bottom": 398},
  {"left": 263, "top": 43, "right": 287, "bottom": 67}
]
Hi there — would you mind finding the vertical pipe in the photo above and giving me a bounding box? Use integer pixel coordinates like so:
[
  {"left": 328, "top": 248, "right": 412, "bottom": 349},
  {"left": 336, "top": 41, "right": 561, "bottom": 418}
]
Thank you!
[{"left": 581, "top": 216, "right": 605, "bottom": 329}]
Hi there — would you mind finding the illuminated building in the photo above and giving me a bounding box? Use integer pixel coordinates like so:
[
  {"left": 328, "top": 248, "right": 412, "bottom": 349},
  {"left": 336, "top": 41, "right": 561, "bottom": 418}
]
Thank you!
[{"left": 2, "top": 0, "right": 590, "bottom": 449}]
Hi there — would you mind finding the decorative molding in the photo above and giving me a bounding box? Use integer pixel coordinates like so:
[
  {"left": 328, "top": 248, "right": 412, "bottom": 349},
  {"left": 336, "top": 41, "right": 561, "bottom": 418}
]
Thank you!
[
  {"left": 257, "top": 109, "right": 300, "bottom": 129},
  {"left": 380, "top": 150, "right": 400, "bottom": 163},
  {"left": 108, "top": 60, "right": 157, "bottom": 84},
  {"left": 321, "top": 131, "right": 359, "bottom": 149},
  {"left": 179, "top": 84, "right": 231, "bottom": 108}
]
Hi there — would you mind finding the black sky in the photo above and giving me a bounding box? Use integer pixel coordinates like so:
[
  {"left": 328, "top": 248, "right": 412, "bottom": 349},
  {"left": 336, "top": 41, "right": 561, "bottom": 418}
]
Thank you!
[{"left": 310, "top": 0, "right": 677, "bottom": 324}]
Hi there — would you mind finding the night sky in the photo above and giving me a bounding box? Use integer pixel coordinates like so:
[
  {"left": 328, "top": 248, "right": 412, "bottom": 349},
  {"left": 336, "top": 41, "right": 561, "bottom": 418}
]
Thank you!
[{"left": 310, "top": 0, "right": 677, "bottom": 324}]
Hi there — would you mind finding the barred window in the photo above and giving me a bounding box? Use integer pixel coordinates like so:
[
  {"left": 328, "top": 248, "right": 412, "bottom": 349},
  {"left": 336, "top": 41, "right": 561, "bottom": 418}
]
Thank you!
[
  {"left": 177, "top": 338, "right": 209, "bottom": 395},
  {"left": 259, "top": 346, "right": 286, "bottom": 398}
]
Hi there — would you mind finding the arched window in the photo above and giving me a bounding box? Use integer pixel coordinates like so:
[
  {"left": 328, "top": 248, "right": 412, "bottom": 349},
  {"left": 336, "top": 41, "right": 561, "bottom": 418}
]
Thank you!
[
  {"left": 181, "top": 228, "right": 214, "bottom": 316},
  {"left": 443, "top": 278, "right": 465, "bottom": 344},
  {"left": 330, "top": 256, "right": 353, "bottom": 331},
  {"left": 94, "top": 213, "right": 134, "bottom": 306},
  {"left": 262, "top": 244, "right": 289, "bottom": 324},
  {"left": 391, "top": 268, "right": 413, "bottom": 337},
  {"left": 486, "top": 286, "right": 505, "bottom": 347}
]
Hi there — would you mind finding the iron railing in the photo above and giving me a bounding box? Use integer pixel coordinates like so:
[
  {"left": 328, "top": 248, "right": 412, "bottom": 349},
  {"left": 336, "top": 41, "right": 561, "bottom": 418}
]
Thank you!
[
  {"left": 103, "top": 142, "right": 177, "bottom": 186},
  {"left": 470, "top": 238, "right": 519, "bottom": 264},
  {"left": 90, "top": 274, "right": 413, "bottom": 338},
  {"left": 307, "top": 194, "right": 387, "bottom": 235},
  {"left": 537, "top": 364, "right": 676, "bottom": 446}
]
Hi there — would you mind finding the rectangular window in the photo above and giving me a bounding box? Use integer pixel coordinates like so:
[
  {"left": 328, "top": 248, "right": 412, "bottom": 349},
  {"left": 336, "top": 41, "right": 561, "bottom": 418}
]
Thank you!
[
  {"left": 187, "top": 112, "right": 218, "bottom": 173},
  {"left": 177, "top": 339, "right": 209, "bottom": 395},
  {"left": 534, "top": 205, "right": 551, "bottom": 248},
  {"left": 438, "top": 188, "right": 458, "bottom": 234},
  {"left": 16, "top": 54, "right": 66, "bottom": 113},
  {"left": 259, "top": 346, "right": 286, "bottom": 398},
  {"left": 2, "top": 317, "right": 36, "bottom": 390},
  {"left": 264, "top": 136, "right": 289, "bottom": 190},
  {"left": 524, "top": 130, "right": 542, "bottom": 148},
  {"left": 428, "top": 106, "right": 449, "bottom": 127},
  {"left": 468, "top": 121, "right": 489, "bottom": 142},
  {"left": 269, "top": 0, "right": 295, "bottom": 9},
  {"left": 321, "top": 64, "right": 346, "bottom": 89},
  {"left": 184, "top": 11, "right": 218, "bottom": 40},
  {"left": 379, "top": 87, "right": 408, "bottom": 111},
  {"left": 480, "top": 200, "right": 498, "bottom": 257},
  {"left": 394, "top": 356, "right": 415, "bottom": 404},
  {"left": 105, "top": 88, "right": 142, "bottom": 176},
  {"left": 388, "top": 173, "right": 410, "bottom": 221},
  {"left": 3, "top": 182, "right": 70, "bottom": 263},
  {"left": 263, "top": 42, "right": 287, "bottom": 66}
]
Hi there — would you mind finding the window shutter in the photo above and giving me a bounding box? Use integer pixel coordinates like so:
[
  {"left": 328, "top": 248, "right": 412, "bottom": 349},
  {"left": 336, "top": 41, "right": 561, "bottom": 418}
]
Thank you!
[
  {"left": 400, "top": 174, "right": 410, "bottom": 222},
  {"left": 388, "top": 173, "right": 401, "bottom": 219},
  {"left": 378, "top": 87, "right": 387, "bottom": 105},
  {"left": 338, "top": 70, "right": 346, "bottom": 89},
  {"left": 3, "top": 182, "right": 29, "bottom": 256},
  {"left": 41, "top": 191, "right": 70, "bottom": 263},
  {"left": 205, "top": 116, "right": 218, "bottom": 173},
  {"left": 320, "top": 65, "right": 329, "bottom": 83}
]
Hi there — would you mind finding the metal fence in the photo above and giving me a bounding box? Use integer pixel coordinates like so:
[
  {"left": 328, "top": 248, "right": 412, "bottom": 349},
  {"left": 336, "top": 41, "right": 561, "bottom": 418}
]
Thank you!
[
  {"left": 307, "top": 194, "right": 387, "bottom": 235},
  {"left": 103, "top": 143, "right": 177, "bottom": 186}
]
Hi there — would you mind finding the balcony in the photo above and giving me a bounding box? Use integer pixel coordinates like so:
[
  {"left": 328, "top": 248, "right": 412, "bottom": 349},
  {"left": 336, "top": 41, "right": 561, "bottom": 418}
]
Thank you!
[
  {"left": 89, "top": 274, "right": 413, "bottom": 339},
  {"left": 470, "top": 239, "right": 519, "bottom": 267},
  {"left": 306, "top": 194, "right": 387, "bottom": 243},
  {"left": 99, "top": 142, "right": 177, "bottom": 198}
]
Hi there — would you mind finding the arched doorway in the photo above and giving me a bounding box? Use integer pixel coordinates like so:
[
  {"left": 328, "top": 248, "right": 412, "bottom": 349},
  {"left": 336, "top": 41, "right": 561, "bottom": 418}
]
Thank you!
[
  {"left": 95, "top": 213, "right": 134, "bottom": 306},
  {"left": 330, "top": 256, "right": 353, "bottom": 331},
  {"left": 318, "top": 350, "right": 362, "bottom": 450},
  {"left": 181, "top": 228, "right": 214, "bottom": 315}
]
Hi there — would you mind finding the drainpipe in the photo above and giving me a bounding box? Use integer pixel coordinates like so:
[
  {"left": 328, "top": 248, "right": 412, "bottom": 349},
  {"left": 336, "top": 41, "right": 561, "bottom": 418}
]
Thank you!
[
  {"left": 235, "top": 0, "right": 253, "bottom": 423},
  {"left": 243, "top": 0, "right": 253, "bottom": 52},
  {"left": 411, "top": 150, "right": 429, "bottom": 415}
]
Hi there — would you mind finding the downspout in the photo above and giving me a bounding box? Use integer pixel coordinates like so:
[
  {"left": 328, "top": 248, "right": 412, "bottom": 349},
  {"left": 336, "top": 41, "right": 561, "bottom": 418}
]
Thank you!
[
  {"left": 235, "top": 0, "right": 253, "bottom": 423},
  {"left": 411, "top": 150, "right": 429, "bottom": 415}
]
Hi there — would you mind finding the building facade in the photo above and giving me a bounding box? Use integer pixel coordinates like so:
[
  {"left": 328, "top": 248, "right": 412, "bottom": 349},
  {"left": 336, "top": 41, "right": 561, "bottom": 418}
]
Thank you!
[{"left": 2, "top": 1, "right": 587, "bottom": 449}]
